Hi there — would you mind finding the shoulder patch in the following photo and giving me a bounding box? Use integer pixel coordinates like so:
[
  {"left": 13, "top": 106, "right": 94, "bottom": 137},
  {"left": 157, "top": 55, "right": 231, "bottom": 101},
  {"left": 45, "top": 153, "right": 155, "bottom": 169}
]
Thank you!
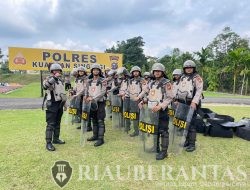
[
  {"left": 196, "top": 76, "right": 203, "bottom": 83},
  {"left": 166, "top": 82, "right": 172, "bottom": 90}
]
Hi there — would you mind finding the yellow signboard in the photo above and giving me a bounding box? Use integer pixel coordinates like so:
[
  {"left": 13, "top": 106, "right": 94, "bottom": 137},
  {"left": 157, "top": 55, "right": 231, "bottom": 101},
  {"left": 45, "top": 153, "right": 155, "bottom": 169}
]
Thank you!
[{"left": 8, "top": 47, "right": 123, "bottom": 71}]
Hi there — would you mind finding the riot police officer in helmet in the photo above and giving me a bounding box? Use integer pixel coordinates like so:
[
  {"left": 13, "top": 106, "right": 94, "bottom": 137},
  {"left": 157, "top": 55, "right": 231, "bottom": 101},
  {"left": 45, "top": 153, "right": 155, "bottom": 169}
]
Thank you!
[
  {"left": 175, "top": 60, "right": 203, "bottom": 152},
  {"left": 138, "top": 63, "right": 174, "bottom": 160},
  {"left": 43, "top": 63, "right": 67, "bottom": 151},
  {"left": 85, "top": 63, "right": 107, "bottom": 147}
]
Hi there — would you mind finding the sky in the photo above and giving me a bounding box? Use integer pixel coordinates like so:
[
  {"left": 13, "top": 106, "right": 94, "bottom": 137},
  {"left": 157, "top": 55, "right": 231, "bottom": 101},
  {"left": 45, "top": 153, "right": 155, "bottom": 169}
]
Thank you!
[{"left": 0, "top": 0, "right": 250, "bottom": 59}]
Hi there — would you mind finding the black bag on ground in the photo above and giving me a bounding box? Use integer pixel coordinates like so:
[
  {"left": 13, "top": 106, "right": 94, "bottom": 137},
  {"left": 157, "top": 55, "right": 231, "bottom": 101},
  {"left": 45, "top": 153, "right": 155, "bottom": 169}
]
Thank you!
[
  {"left": 198, "top": 108, "right": 215, "bottom": 118},
  {"left": 236, "top": 127, "right": 250, "bottom": 141},
  {"left": 205, "top": 115, "right": 235, "bottom": 138},
  {"left": 236, "top": 118, "right": 250, "bottom": 141},
  {"left": 194, "top": 115, "right": 206, "bottom": 134}
]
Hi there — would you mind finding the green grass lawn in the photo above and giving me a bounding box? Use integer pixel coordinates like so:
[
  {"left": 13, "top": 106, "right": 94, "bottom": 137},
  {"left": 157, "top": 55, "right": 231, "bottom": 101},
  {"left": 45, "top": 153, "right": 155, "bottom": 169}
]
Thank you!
[
  {"left": 0, "top": 73, "right": 43, "bottom": 98},
  {"left": 0, "top": 73, "right": 41, "bottom": 85},
  {"left": 203, "top": 91, "right": 250, "bottom": 99},
  {"left": 0, "top": 105, "right": 249, "bottom": 190},
  {"left": 0, "top": 82, "right": 41, "bottom": 98}
]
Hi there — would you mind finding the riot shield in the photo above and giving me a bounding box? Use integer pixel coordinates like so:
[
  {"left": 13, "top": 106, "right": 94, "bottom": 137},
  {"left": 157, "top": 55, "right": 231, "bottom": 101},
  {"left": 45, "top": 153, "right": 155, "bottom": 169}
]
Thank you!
[
  {"left": 129, "top": 99, "right": 140, "bottom": 133},
  {"left": 80, "top": 101, "right": 91, "bottom": 146},
  {"left": 111, "top": 94, "right": 123, "bottom": 129},
  {"left": 123, "top": 97, "right": 131, "bottom": 133},
  {"left": 105, "top": 93, "right": 112, "bottom": 119},
  {"left": 168, "top": 103, "right": 194, "bottom": 155},
  {"left": 67, "top": 96, "right": 80, "bottom": 126},
  {"left": 138, "top": 104, "right": 159, "bottom": 159},
  {"left": 167, "top": 104, "right": 176, "bottom": 153}
]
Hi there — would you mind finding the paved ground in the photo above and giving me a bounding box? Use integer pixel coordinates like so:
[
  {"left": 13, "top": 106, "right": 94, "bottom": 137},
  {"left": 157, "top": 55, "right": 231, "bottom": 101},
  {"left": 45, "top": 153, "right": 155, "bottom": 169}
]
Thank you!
[
  {"left": 0, "top": 98, "right": 43, "bottom": 110},
  {"left": 0, "top": 97, "right": 249, "bottom": 110},
  {"left": 202, "top": 97, "right": 250, "bottom": 105}
]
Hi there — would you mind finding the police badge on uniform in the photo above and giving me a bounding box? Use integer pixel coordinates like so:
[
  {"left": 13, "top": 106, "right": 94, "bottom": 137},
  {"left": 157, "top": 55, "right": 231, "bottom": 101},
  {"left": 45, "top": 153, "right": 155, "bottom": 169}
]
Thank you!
[{"left": 51, "top": 160, "right": 72, "bottom": 188}]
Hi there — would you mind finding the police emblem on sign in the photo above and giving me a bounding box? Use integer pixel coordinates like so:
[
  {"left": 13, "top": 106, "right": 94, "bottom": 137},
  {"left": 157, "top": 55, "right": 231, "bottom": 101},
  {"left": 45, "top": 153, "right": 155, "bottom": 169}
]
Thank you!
[
  {"left": 51, "top": 160, "right": 72, "bottom": 188},
  {"left": 110, "top": 56, "right": 119, "bottom": 70}
]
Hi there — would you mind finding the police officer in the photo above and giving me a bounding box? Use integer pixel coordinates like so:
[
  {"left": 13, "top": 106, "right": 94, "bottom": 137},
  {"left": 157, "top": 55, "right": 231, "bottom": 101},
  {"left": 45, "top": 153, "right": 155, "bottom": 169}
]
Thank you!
[
  {"left": 172, "top": 69, "right": 182, "bottom": 97},
  {"left": 175, "top": 60, "right": 203, "bottom": 152},
  {"left": 137, "top": 63, "right": 174, "bottom": 160},
  {"left": 106, "top": 69, "right": 117, "bottom": 119},
  {"left": 104, "top": 67, "right": 111, "bottom": 78},
  {"left": 106, "top": 69, "right": 116, "bottom": 92},
  {"left": 126, "top": 66, "right": 143, "bottom": 137},
  {"left": 117, "top": 67, "right": 131, "bottom": 132},
  {"left": 73, "top": 66, "right": 89, "bottom": 130},
  {"left": 117, "top": 67, "right": 130, "bottom": 100},
  {"left": 64, "top": 73, "right": 71, "bottom": 91},
  {"left": 43, "top": 63, "right": 67, "bottom": 151},
  {"left": 141, "top": 71, "right": 151, "bottom": 92},
  {"left": 85, "top": 63, "right": 107, "bottom": 147}
]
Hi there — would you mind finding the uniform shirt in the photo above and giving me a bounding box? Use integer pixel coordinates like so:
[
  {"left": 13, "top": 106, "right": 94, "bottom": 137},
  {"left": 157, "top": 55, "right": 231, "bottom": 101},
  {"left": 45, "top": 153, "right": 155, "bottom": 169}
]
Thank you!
[
  {"left": 125, "top": 77, "right": 142, "bottom": 99},
  {"left": 175, "top": 73, "right": 203, "bottom": 105},
  {"left": 43, "top": 75, "right": 66, "bottom": 102},
  {"left": 172, "top": 80, "right": 179, "bottom": 99},
  {"left": 85, "top": 77, "right": 107, "bottom": 102},
  {"left": 75, "top": 76, "right": 88, "bottom": 96},
  {"left": 119, "top": 78, "right": 129, "bottom": 96},
  {"left": 138, "top": 77, "right": 174, "bottom": 110}
]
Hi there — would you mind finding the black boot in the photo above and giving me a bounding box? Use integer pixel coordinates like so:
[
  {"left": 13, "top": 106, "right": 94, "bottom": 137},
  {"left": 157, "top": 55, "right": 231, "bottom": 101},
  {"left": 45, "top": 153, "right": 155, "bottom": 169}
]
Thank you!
[
  {"left": 186, "top": 145, "right": 196, "bottom": 152},
  {"left": 87, "top": 120, "right": 98, "bottom": 141},
  {"left": 130, "top": 131, "right": 139, "bottom": 137},
  {"left": 156, "top": 151, "right": 168, "bottom": 160},
  {"left": 148, "top": 134, "right": 160, "bottom": 153},
  {"left": 185, "top": 126, "right": 196, "bottom": 152},
  {"left": 87, "top": 118, "right": 92, "bottom": 131},
  {"left": 156, "top": 132, "right": 168, "bottom": 160},
  {"left": 87, "top": 136, "right": 98, "bottom": 141},
  {"left": 52, "top": 139, "right": 65, "bottom": 144},
  {"left": 183, "top": 141, "right": 189, "bottom": 147},
  {"left": 46, "top": 142, "right": 55, "bottom": 151},
  {"left": 76, "top": 126, "right": 81, "bottom": 129},
  {"left": 94, "top": 139, "right": 104, "bottom": 147},
  {"left": 124, "top": 119, "right": 131, "bottom": 133},
  {"left": 94, "top": 120, "right": 105, "bottom": 147},
  {"left": 87, "top": 126, "right": 92, "bottom": 132}
]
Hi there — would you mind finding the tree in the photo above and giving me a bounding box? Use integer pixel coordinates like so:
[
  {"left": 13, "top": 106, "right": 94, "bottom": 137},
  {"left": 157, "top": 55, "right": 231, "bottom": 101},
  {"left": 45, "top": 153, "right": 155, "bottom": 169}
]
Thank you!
[
  {"left": 194, "top": 47, "right": 210, "bottom": 77},
  {"left": 105, "top": 36, "right": 147, "bottom": 69},
  {"left": 159, "top": 48, "right": 194, "bottom": 79},
  {"left": 207, "top": 27, "right": 249, "bottom": 59},
  {"left": 206, "top": 27, "right": 249, "bottom": 93}
]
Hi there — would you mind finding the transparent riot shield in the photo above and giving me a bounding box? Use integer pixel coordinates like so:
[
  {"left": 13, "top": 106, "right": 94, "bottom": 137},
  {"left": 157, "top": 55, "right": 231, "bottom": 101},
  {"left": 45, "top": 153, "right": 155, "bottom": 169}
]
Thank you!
[
  {"left": 80, "top": 101, "right": 91, "bottom": 146},
  {"left": 111, "top": 94, "right": 123, "bottom": 129},
  {"left": 105, "top": 93, "right": 112, "bottom": 119},
  {"left": 67, "top": 96, "right": 79, "bottom": 126},
  {"left": 168, "top": 103, "right": 194, "bottom": 155},
  {"left": 123, "top": 97, "right": 131, "bottom": 133},
  {"left": 138, "top": 104, "right": 159, "bottom": 159},
  {"left": 129, "top": 99, "right": 140, "bottom": 133},
  {"left": 167, "top": 103, "right": 176, "bottom": 153}
]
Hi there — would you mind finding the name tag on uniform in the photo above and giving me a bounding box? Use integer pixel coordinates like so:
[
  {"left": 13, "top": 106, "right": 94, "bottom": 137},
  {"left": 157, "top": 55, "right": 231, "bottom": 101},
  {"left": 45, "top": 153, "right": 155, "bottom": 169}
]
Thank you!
[
  {"left": 112, "top": 106, "right": 121, "bottom": 113},
  {"left": 68, "top": 108, "right": 77, "bottom": 115}
]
